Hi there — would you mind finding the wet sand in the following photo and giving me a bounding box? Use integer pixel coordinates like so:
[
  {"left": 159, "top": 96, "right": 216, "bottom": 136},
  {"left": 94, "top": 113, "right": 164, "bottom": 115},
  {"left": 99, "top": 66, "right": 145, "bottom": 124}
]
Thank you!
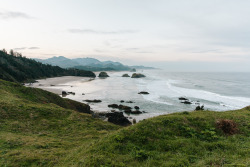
[{"left": 27, "top": 76, "right": 93, "bottom": 95}]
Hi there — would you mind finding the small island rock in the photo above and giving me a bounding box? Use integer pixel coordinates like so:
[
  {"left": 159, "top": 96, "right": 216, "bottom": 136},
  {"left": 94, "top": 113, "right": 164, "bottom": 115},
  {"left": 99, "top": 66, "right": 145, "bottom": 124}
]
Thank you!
[
  {"left": 131, "top": 73, "right": 146, "bottom": 78},
  {"left": 98, "top": 72, "right": 109, "bottom": 78},
  {"left": 122, "top": 74, "right": 130, "bottom": 77}
]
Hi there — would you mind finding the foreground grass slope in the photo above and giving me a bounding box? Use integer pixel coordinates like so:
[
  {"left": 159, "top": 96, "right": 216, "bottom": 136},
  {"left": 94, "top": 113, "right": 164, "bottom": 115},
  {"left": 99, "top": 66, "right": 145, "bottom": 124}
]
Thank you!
[
  {"left": 0, "top": 79, "right": 120, "bottom": 166},
  {"left": 64, "top": 109, "right": 250, "bottom": 166}
]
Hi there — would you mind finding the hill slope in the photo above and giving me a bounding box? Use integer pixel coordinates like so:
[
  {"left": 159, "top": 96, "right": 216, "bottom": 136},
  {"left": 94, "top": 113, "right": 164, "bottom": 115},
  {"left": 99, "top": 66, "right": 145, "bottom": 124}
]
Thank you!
[
  {"left": 0, "top": 79, "right": 120, "bottom": 166},
  {"left": 0, "top": 51, "right": 96, "bottom": 83},
  {"left": 62, "top": 108, "right": 250, "bottom": 167}
]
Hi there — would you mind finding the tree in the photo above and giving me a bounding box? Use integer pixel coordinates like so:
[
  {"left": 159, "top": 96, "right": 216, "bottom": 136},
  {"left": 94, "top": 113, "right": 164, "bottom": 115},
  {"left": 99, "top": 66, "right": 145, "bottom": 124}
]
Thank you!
[
  {"left": 2, "top": 49, "right": 7, "bottom": 54},
  {"left": 9, "top": 49, "right": 14, "bottom": 56}
]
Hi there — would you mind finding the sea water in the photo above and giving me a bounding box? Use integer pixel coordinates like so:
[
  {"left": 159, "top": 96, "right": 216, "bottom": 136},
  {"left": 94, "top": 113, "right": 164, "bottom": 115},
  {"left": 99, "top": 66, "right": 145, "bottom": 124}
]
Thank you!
[{"left": 55, "top": 70, "right": 250, "bottom": 120}]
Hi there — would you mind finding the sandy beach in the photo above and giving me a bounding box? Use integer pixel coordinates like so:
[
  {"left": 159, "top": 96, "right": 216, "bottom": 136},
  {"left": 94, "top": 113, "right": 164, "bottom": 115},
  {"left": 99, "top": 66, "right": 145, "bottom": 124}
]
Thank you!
[{"left": 27, "top": 76, "right": 93, "bottom": 95}]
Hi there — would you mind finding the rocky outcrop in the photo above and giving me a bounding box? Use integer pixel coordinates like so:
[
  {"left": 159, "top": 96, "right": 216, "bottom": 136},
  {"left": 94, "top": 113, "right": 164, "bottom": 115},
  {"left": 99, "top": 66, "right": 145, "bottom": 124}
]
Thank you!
[
  {"left": 106, "top": 112, "right": 132, "bottom": 126},
  {"left": 98, "top": 72, "right": 109, "bottom": 78},
  {"left": 138, "top": 91, "right": 149, "bottom": 95},
  {"left": 108, "top": 104, "right": 132, "bottom": 110},
  {"left": 108, "top": 104, "right": 119, "bottom": 108},
  {"left": 122, "top": 74, "right": 130, "bottom": 77},
  {"left": 181, "top": 101, "right": 192, "bottom": 104},
  {"left": 134, "top": 106, "right": 140, "bottom": 110},
  {"left": 179, "top": 97, "right": 188, "bottom": 101},
  {"left": 195, "top": 105, "right": 204, "bottom": 111},
  {"left": 84, "top": 99, "right": 102, "bottom": 103},
  {"left": 131, "top": 73, "right": 146, "bottom": 78}
]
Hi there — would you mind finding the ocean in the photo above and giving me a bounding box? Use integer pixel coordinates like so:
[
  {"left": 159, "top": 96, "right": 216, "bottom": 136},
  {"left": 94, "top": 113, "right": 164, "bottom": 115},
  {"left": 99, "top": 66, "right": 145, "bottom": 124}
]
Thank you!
[{"left": 51, "top": 70, "right": 250, "bottom": 120}]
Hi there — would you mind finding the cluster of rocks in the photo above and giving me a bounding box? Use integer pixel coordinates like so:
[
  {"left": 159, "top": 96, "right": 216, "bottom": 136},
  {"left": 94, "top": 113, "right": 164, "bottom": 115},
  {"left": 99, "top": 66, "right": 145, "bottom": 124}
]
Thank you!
[
  {"left": 178, "top": 97, "right": 192, "bottom": 104},
  {"left": 106, "top": 112, "right": 132, "bottom": 126},
  {"left": 62, "top": 91, "right": 75, "bottom": 96},
  {"left": 108, "top": 103, "right": 145, "bottom": 115},
  {"left": 195, "top": 105, "right": 204, "bottom": 111},
  {"left": 178, "top": 97, "right": 205, "bottom": 110}
]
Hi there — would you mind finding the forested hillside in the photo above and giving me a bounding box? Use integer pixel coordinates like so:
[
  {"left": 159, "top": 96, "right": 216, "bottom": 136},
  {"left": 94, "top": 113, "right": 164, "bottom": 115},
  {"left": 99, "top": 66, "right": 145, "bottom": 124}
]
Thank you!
[{"left": 0, "top": 50, "right": 96, "bottom": 82}]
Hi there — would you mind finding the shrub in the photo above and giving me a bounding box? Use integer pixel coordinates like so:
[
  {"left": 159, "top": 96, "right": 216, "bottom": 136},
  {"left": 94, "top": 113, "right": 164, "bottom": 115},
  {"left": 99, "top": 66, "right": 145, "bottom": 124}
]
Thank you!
[{"left": 216, "top": 119, "right": 238, "bottom": 135}]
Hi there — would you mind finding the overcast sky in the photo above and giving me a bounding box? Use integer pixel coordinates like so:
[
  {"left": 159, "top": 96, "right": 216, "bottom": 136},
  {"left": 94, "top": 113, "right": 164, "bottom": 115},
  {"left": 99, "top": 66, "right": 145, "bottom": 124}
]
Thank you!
[{"left": 0, "top": 0, "right": 250, "bottom": 71}]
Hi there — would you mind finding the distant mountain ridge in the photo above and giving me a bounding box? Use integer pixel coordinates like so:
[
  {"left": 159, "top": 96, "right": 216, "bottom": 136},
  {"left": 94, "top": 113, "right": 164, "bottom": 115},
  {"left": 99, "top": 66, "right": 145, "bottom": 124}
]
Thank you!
[{"left": 35, "top": 56, "right": 155, "bottom": 71}]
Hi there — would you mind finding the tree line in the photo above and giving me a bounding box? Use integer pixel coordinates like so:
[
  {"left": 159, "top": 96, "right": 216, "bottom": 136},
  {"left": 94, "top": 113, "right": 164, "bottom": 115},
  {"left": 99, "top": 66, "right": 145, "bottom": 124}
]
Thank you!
[{"left": 0, "top": 49, "right": 96, "bottom": 83}]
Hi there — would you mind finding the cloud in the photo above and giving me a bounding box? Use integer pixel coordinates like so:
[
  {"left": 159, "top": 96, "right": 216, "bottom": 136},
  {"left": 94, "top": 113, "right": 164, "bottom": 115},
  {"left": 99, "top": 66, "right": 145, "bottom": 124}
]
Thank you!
[
  {"left": 68, "top": 29, "right": 138, "bottom": 34},
  {"left": 13, "top": 47, "right": 26, "bottom": 51},
  {"left": 0, "top": 11, "right": 34, "bottom": 19},
  {"left": 28, "top": 47, "right": 40, "bottom": 50}
]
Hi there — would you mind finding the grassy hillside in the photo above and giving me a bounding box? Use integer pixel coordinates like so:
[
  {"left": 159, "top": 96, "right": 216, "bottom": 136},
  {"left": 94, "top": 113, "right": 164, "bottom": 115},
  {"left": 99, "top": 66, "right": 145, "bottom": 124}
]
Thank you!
[
  {"left": 0, "top": 79, "right": 249, "bottom": 166},
  {"left": 0, "top": 51, "right": 96, "bottom": 83},
  {"left": 0, "top": 79, "right": 120, "bottom": 166},
  {"left": 63, "top": 109, "right": 250, "bottom": 167}
]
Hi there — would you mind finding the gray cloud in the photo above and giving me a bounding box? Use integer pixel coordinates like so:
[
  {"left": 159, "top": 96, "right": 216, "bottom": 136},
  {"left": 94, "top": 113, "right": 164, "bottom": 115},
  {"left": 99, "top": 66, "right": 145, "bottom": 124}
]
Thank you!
[
  {"left": 0, "top": 11, "right": 34, "bottom": 19},
  {"left": 68, "top": 29, "right": 138, "bottom": 34},
  {"left": 28, "top": 47, "right": 40, "bottom": 50},
  {"left": 13, "top": 47, "right": 26, "bottom": 51}
]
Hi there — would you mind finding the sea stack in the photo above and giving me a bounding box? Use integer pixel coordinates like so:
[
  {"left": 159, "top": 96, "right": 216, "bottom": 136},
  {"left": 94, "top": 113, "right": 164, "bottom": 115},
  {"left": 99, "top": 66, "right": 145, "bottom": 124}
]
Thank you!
[{"left": 98, "top": 72, "right": 109, "bottom": 78}]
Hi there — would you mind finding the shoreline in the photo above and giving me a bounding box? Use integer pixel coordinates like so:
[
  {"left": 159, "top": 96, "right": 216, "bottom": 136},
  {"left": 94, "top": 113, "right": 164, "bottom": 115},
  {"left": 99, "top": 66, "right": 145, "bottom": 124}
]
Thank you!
[{"left": 27, "top": 76, "right": 93, "bottom": 95}]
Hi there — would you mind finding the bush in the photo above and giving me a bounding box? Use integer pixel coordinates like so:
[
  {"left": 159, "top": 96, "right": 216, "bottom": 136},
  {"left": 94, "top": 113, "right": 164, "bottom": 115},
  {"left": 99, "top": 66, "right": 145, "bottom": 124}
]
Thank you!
[{"left": 216, "top": 119, "right": 238, "bottom": 135}]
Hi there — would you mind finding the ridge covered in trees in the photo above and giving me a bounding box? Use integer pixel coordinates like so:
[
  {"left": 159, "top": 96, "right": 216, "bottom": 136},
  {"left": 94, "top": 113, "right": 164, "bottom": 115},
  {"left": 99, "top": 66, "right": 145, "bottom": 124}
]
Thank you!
[{"left": 0, "top": 49, "right": 96, "bottom": 82}]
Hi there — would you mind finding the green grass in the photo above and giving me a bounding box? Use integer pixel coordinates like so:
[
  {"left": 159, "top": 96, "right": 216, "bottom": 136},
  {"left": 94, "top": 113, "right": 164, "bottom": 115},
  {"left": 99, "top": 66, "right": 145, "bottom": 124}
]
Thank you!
[
  {"left": 0, "top": 79, "right": 120, "bottom": 166},
  {"left": 0, "top": 79, "right": 249, "bottom": 166},
  {"left": 62, "top": 109, "right": 250, "bottom": 167}
]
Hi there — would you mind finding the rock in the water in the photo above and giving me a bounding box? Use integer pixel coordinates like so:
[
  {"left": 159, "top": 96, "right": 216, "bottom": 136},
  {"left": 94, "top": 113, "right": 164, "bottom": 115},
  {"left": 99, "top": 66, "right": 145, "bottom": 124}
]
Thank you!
[
  {"left": 84, "top": 99, "right": 102, "bottom": 103},
  {"left": 82, "top": 93, "right": 85, "bottom": 95},
  {"left": 131, "top": 110, "right": 143, "bottom": 114},
  {"left": 130, "top": 68, "right": 136, "bottom": 72},
  {"left": 126, "top": 101, "right": 134, "bottom": 103},
  {"left": 124, "top": 109, "right": 132, "bottom": 114},
  {"left": 108, "top": 104, "right": 119, "bottom": 108},
  {"left": 62, "top": 91, "right": 68, "bottom": 95},
  {"left": 122, "top": 74, "right": 130, "bottom": 77},
  {"left": 118, "top": 105, "right": 132, "bottom": 110},
  {"left": 181, "top": 101, "right": 192, "bottom": 104},
  {"left": 68, "top": 92, "right": 75, "bottom": 95},
  {"left": 120, "top": 100, "right": 125, "bottom": 103},
  {"left": 179, "top": 97, "right": 188, "bottom": 101},
  {"left": 98, "top": 72, "right": 109, "bottom": 78},
  {"left": 138, "top": 91, "right": 149, "bottom": 95},
  {"left": 195, "top": 105, "right": 204, "bottom": 111},
  {"left": 131, "top": 73, "right": 146, "bottom": 78},
  {"left": 106, "top": 112, "right": 132, "bottom": 126},
  {"left": 134, "top": 106, "right": 140, "bottom": 110}
]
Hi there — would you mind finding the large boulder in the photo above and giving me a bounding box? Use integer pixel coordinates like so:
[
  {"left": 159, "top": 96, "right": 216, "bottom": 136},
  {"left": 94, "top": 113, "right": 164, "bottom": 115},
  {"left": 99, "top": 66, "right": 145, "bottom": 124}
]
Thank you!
[
  {"left": 106, "top": 112, "right": 131, "bottom": 126},
  {"left": 131, "top": 73, "right": 146, "bottom": 78},
  {"left": 98, "top": 72, "right": 109, "bottom": 78},
  {"left": 122, "top": 74, "right": 130, "bottom": 77}
]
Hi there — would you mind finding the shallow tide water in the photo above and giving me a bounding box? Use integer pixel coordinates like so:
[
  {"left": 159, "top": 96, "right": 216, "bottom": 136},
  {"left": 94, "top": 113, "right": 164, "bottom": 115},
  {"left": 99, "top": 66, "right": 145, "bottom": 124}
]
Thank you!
[{"left": 31, "top": 70, "right": 250, "bottom": 121}]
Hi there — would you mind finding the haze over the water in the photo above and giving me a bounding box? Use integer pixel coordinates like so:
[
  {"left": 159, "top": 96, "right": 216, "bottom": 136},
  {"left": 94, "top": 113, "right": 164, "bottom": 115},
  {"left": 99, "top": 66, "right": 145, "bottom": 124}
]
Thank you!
[{"left": 1, "top": 0, "right": 250, "bottom": 71}]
